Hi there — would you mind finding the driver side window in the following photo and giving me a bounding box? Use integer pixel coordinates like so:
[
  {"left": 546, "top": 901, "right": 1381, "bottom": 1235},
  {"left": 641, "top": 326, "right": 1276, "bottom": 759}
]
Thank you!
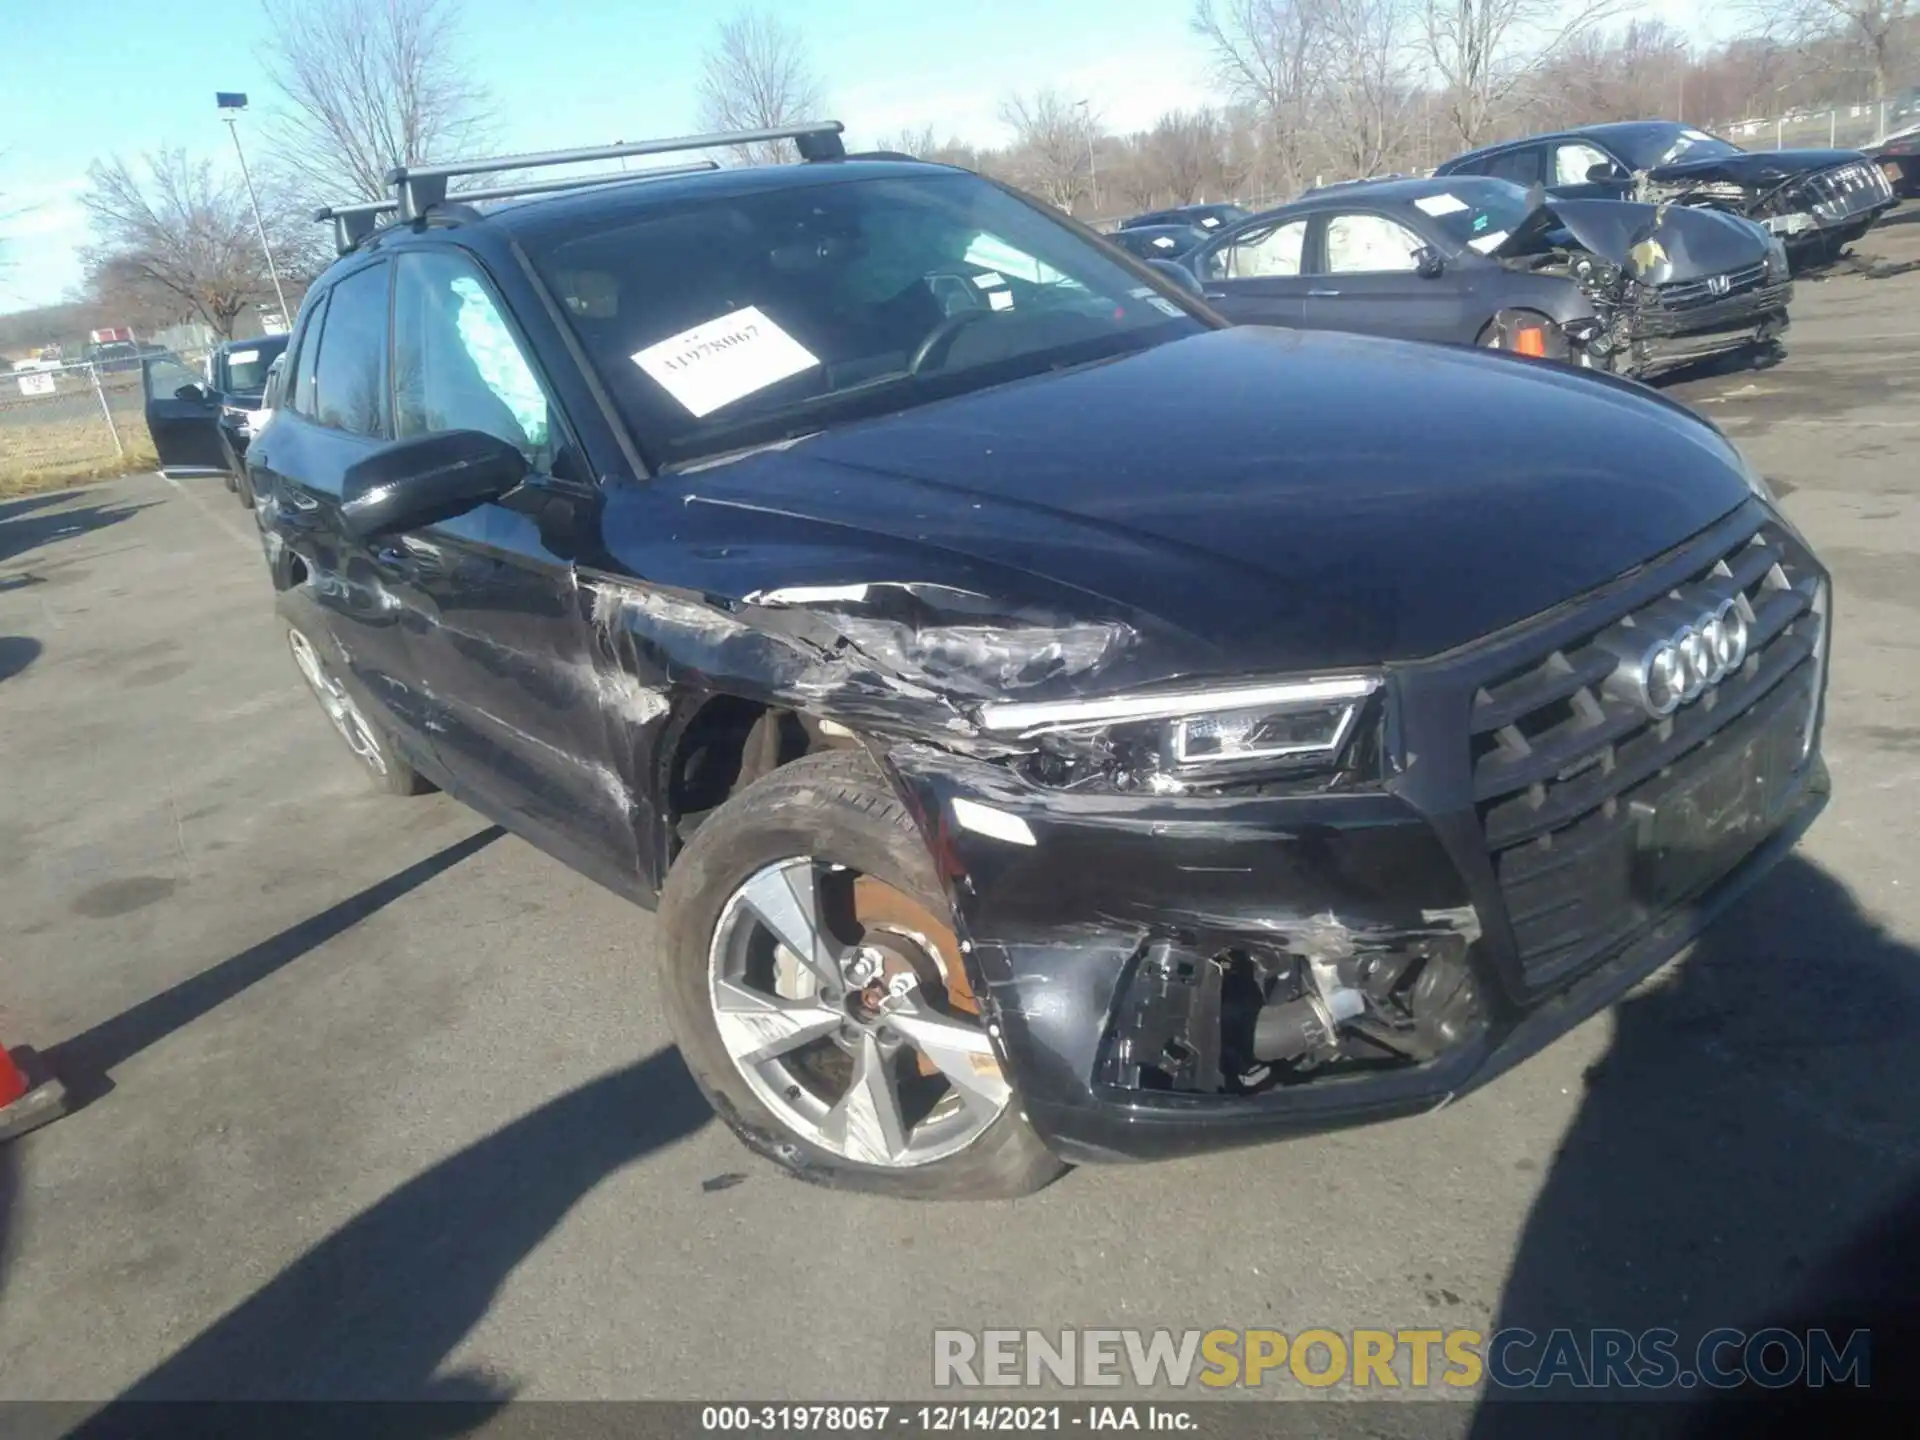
[
  {"left": 1554, "top": 142, "right": 1619, "bottom": 186},
  {"left": 1324, "top": 214, "right": 1425, "bottom": 274},
  {"left": 1207, "top": 220, "right": 1306, "bottom": 281},
  {"left": 392, "top": 250, "right": 559, "bottom": 472}
]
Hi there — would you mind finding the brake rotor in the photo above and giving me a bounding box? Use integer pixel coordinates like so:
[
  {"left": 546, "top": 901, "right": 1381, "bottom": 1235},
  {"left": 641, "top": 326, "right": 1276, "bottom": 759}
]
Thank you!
[{"left": 852, "top": 875, "right": 976, "bottom": 1077}]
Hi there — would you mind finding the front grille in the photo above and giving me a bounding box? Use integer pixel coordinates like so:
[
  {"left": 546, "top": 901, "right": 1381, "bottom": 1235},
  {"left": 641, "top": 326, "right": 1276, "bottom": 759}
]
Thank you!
[
  {"left": 1658, "top": 262, "right": 1766, "bottom": 309},
  {"left": 1467, "top": 515, "right": 1823, "bottom": 987},
  {"left": 1800, "top": 161, "right": 1893, "bottom": 220}
]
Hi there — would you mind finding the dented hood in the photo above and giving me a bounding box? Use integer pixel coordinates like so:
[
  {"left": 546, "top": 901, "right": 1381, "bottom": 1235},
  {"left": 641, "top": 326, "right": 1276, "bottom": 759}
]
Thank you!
[
  {"left": 1646, "top": 147, "right": 1865, "bottom": 189},
  {"left": 1494, "top": 196, "right": 1773, "bottom": 280},
  {"left": 651, "top": 327, "right": 1754, "bottom": 676}
]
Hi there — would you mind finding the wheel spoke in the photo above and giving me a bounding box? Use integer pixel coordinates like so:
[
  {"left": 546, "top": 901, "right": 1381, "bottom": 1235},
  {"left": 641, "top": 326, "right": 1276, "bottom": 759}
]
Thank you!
[
  {"left": 737, "top": 861, "right": 841, "bottom": 988},
  {"left": 819, "top": 1031, "right": 909, "bottom": 1164},
  {"left": 712, "top": 979, "right": 843, "bottom": 1067},
  {"left": 884, "top": 996, "right": 1010, "bottom": 1111}
]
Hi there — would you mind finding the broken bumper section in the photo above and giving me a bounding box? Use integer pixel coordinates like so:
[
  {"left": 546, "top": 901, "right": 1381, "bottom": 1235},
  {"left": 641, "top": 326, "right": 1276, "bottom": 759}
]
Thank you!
[{"left": 885, "top": 745, "right": 1827, "bottom": 1164}]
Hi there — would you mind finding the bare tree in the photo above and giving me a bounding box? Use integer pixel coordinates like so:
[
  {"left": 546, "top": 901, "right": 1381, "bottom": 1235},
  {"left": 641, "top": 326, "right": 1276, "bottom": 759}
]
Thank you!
[
  {"left": 876, "top": 126, "right": 989, "bottom": 170},
  {"left": 1131, "top": 109, "right": 1243, "bottom": 205},
  {"left": 1321, "top": 0, "right": 1421, "bottom": 178},
  {"left": 80, "top": 151, "right": 291, "bottom": 338},
  {"left": 1191, "top": 0, "right": 1325, "bottom": 198},
  {"left": 258, "top": 0, "right": 498, "bottom": 206},
  {"left": 1420, "top": 0, "right": 1627, "bottom": 148},
  {"left": 697, "top": 9, "right": 828, "bottom": 164},
  {"left": 1000, "top": 91, "right": 1099, "bottom": 211},
  {"left": 1740, "top": 0, "right": 1912, "bottom": 99}
]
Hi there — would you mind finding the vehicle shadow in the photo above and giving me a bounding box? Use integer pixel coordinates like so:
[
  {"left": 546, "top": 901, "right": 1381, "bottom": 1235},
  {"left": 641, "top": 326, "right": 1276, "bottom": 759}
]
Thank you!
[
  {"left": 0, "top": 495, "right": 150, "bottom": 569},
  {"left": 0, "top": 636, "right": 40, "bottom": 683},
  {"left": 1470, "top": 853, "right": 1920, "bottom": 1433},
  {"left": 71, "top": 1045, "right": 711, "bottom": 1423}
]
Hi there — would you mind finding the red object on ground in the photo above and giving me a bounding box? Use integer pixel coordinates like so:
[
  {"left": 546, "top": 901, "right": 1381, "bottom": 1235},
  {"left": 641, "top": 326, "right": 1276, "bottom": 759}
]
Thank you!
[{"left": 0, "top": 1043, "right": 68, "bottom": 1142}]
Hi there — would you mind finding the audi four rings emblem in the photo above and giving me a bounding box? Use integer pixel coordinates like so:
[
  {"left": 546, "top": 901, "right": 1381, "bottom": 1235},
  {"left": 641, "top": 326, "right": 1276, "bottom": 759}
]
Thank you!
[{"left": 1604, "top": 597, "right": 1751, "bottom": 718}]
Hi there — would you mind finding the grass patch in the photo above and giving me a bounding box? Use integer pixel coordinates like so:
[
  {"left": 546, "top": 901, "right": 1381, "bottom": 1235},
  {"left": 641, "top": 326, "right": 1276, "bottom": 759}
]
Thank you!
[{"left": 0, "top": 417, "right": 159, "bottom": 499}]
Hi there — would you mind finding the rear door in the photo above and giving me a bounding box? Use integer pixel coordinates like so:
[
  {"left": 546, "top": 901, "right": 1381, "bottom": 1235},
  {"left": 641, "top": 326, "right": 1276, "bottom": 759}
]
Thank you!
[
  {"left": 142, "top": 354, "right": 228, "bottom": 476},
  {"left": 1302, "top": 211, "right": 1475, "bottom": 344},
  {"left": 377, "top": 245, "right": 636, "bottom": 888},
  {"left": 1192, "top": 216, "right": 1313, "bottom": 326},
  {"left": 249, "top": 261, "right": 432, "bottom": 745}
]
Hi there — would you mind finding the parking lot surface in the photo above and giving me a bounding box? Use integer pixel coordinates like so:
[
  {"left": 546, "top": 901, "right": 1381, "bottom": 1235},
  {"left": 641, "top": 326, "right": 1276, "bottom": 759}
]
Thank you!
[{"left": 4, "top": 213, "right": 1920, "bottom": 1417}]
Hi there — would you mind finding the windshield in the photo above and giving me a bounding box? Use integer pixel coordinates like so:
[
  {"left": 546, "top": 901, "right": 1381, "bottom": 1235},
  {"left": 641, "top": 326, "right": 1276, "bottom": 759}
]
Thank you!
[
  {"left": 220, "top": 336, "right": 288, "bottom": 394},
  {"left": 1407, "top": 179, "right": 1537, "bottom": 252},
  {"left": 526, "top": 172, "right": 1203, "bottom": 467},
  {"left": 1615, "top": 126, "right": 1744, "bottom": 169}
]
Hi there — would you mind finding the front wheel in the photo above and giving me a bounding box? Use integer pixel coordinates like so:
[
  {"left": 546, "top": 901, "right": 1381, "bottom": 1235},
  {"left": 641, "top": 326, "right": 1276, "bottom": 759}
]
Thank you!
[{"left": 656, "top": 750, "right": 1066, "bottom": 1199}]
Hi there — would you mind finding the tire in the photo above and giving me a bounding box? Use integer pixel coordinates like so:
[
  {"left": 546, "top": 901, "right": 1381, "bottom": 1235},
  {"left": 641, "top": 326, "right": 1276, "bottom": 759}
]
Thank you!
[
  {"left": 656, "top": 749, "right": 1067, "bottom": 1200},
  {"left": 282, "top": 618, "right": 430, "bottom": 796}
]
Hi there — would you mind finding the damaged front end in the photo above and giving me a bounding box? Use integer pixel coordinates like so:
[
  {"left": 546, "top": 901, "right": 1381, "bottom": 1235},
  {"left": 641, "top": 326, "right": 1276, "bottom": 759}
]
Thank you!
[
  {"left": 1635, "top": 158, "right": 1895, "bottom": 253},
  {"left": 1494, "top": 197, "right": 1792, "bottom": 378}
]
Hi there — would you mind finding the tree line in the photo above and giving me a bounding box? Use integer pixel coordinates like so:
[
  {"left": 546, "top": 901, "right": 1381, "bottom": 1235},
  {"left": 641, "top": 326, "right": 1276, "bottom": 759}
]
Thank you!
[{"left": 40, "top": 0, "right": 1920, "bottom": 347}]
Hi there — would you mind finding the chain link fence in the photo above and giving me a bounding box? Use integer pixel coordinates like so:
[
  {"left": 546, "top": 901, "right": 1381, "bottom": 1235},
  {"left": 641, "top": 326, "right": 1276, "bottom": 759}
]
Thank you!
[{"left": 0, "top": 354, "right": 201, "bottom": 496}]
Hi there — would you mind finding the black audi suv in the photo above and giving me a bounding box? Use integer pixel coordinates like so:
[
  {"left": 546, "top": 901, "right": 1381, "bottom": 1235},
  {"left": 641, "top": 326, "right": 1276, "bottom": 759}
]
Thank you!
[{"left": 250, "top": 124, "right": 1831, "bottom": 1197}]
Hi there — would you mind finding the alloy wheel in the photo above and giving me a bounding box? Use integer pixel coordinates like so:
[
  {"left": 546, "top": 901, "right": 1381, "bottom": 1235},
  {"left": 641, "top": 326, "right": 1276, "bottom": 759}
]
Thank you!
[
  {"left": 707, "top": 858, "right": 1010, "bottom": 1168},
  {"left": 287, "top": 628, "right": 390, "bottom": 777}
]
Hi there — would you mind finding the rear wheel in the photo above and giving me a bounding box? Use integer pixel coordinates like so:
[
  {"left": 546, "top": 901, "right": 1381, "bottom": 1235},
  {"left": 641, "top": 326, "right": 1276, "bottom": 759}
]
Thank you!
[
  {"left": 283, "top": 620, "right": 428, "bottom": 796},
  {"left": 657, "top": 751, "right": 1066, "bottom": 1199}
]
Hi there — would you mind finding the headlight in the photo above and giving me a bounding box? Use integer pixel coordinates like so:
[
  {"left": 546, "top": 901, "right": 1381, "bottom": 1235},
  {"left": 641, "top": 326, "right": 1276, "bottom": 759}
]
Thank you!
[
  {"left": 1763, "top": 238, "right": 1789, "bottom": 282},
  {"left": 979, "top": 676, "right": 1380, "bottom": 792}
]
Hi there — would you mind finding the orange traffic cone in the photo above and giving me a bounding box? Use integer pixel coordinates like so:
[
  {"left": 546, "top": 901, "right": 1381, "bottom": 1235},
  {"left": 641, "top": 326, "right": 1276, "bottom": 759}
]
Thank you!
[{"left": 0, "top": 1041, "right": 67, "bottom": 1143}]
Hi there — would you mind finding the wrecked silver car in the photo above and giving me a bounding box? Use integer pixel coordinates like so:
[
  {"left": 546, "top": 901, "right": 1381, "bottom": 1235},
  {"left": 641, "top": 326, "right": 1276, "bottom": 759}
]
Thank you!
[{"left": 1189, "top": 177, "right": 1791, "bottom": 379}]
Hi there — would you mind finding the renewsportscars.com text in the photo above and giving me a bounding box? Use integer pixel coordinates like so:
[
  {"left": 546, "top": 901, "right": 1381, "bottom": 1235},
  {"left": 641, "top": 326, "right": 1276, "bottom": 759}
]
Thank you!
[{"left": 932, "top": 1327, "right": 1871, "bottom": 1391}]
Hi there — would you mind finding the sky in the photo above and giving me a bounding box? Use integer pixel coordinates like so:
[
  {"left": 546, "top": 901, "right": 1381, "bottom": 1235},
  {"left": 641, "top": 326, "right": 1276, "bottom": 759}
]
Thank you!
[{"left": 0, "top": 0, "right": 1726, "bottom": 315}]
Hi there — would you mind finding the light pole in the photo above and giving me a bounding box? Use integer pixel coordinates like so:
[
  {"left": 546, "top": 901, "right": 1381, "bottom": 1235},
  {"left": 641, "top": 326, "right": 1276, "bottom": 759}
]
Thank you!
[
  {"left": 1075, "top": 98, "right": 1097, "bottom": 213},
  {"left": 216, "top": 92, "right": 291, "bottom": 329}
]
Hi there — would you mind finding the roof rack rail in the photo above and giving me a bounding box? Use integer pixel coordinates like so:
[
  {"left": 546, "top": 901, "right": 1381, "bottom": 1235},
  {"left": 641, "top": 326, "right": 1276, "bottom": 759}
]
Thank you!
[
  {"left": 384, "top": 121, "right": 846, "bottom": 221},
  {"left": 313, "top": 158, "right": 730, "bottom": 254}
]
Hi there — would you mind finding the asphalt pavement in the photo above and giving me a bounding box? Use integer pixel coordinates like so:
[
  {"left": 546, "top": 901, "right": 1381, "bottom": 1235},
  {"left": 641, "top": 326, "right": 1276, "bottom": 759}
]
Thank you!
[{"left": 3, "top": 216, "right": 1920, "bottom": 1422}]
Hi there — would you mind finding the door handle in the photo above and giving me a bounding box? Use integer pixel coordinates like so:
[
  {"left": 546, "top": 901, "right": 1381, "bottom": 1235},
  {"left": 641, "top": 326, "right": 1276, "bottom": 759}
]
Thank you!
[
  {"left": 1203, "top": 290, "right": 1227, "bottom": 300},
  {"left": 1308, "top": 288, "right": 1342, "bottom": 298}
]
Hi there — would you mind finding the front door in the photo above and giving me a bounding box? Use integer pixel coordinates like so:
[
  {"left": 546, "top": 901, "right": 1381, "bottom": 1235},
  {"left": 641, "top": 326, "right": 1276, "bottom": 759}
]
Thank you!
[
  {"left": 1545, "top": 139, "right": 1634, "bottom": 201},
  {"left": 142, "top": 355, "right": 228, "bottom": 476},
  {"left": 377, "top": 246, "right": 639, "bottom": 891},
  {"left": 1303, "top": 212, "right": 1472, "bottom": 345},
  {"left": 1192, "top": 217, "right": 1313, "bottom": 327}
]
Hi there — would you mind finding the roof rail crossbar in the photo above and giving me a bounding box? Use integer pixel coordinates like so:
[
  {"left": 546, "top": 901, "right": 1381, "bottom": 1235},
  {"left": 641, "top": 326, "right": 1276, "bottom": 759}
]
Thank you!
[
  {"left": 313, "top": 199, "right": 401, "bottom": 255},
  {"left": 385, "top": 121, "right": 846, "bottom": 220},
  {"left": 453, "top": 159, "right": 720, "bottom": 204}
]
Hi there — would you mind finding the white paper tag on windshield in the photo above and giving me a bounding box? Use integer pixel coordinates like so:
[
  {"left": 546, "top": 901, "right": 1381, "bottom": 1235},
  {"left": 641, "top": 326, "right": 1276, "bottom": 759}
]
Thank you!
[
  {"left": 1469, "top": 231, "right": 1510, "bottom": 254},
  {"left": 1413, "top": 194, "right": 1468, "bottom": 217},
  {"left": 229, "top": 348, "right": 260, "bottom": 364},
  {"left": 1147, "top": 296, "right": 1183, "bottom": 316},
  {"left": 973, "top": 271, "right": 1007, "bottom": 289},
  {"left": 631, "top": 306, "right": 819, "bottom": 418},
  {"left": 988, "top": 289, "right": 1015, "bottom": 311},
  {"left": 1151, "top": 235, "right": 1177, "bottom": 249}
]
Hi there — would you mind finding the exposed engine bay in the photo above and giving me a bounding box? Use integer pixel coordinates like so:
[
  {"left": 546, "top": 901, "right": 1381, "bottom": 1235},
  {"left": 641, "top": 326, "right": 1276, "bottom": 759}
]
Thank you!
[{"left": 1491, "top": 196, "right": 1791, "bottom": 377}]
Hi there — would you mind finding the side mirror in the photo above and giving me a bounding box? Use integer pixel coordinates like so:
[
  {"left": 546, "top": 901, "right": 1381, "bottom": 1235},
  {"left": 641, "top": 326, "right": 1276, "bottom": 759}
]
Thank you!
[
  {"left": 339, "top": 430, "right": 529, "bottom": 540},
  {"left": 1586, "top": 162, "right": 1623, "bottom": 184},
  {"left": 175, "top": 382, "right": 212, "bottom": 404},
  {"left": 1147, "top": 258, "right": 1204, "bottom": 297},
  {"left": 1413, "top": 245, "right": 1445, "bottom": 279}
]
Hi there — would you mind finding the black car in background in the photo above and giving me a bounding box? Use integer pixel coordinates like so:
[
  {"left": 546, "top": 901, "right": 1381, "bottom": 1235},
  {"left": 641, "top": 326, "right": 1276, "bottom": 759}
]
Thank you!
[
  {"left": 1117, "top": 202, "right": 1248, "bottom": 233},
  {"left": 1186, "top": 176, "right": 1792, "bottom": 378},
  {"left": 144, "top": 333, "right": 291, "bottom": 504},
  {"left": 254, "top": 126, "right": 1829, "bottom": 1199},
  {"left": 1865, "top": 123, "right": 1920, "bottom": 198},
  {"left": 1107, "top": 223, "right": 1210, "bottom": 261},
  {"left": 1436, "top": 121, "right": 1894, "bottom": 265}
]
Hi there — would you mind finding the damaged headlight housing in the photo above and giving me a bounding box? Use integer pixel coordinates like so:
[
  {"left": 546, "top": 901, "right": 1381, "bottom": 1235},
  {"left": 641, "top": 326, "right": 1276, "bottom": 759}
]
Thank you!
[
  {"left": 979, "top": 676, "right": 1381, "bottom": 792},
  {"left": 1763, "top": 237, "right": 1790, "bottom": 283}
]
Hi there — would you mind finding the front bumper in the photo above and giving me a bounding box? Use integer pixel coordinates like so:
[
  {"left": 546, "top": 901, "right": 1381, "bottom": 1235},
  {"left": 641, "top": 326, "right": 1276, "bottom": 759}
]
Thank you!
[
  {"left": 1621, "top": 280, "right": 1791, "bottom": 379},
  {"left": 884, "top": 502, "right": 1830, "bottom": 1164}
]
